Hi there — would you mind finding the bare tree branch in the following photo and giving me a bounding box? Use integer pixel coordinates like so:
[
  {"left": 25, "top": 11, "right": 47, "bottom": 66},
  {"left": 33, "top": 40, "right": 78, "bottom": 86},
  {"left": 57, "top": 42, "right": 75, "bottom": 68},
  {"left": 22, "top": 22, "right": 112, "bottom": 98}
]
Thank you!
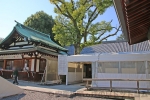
[
  {"left": 99, "top": 25, "right": 121, "bottom": 43},
  {"left": 96, "top": 20, "right": 113, "bottom": 40},
  {"left": 54, "top": 3, "right": 69, "bottom": 18}
]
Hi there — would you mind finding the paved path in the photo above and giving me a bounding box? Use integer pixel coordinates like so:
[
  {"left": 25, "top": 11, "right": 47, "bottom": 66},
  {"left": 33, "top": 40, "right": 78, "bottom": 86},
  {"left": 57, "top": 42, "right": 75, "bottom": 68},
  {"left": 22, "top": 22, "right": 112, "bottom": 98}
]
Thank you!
[
  {"left": 19, "top": 86, "right": 74, "bottom": 97},
  {"left": 8, "top": 80, "right": 148, "bottom": 100},
  {"left": 8, "top": 80, "right": 84, "bottom": 92},
  {"left": 1, "top": 90, "right": 113, "bottom": 100}
]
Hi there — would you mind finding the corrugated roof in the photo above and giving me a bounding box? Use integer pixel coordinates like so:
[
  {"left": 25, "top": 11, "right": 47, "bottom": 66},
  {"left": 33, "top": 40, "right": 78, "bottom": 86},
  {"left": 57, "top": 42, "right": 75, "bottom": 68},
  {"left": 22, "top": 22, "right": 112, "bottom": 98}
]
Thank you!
[
  {"left": 64, "top": 45, "right": 75, "bottom": 55},
  {"left": 81, "top": 40, "right": 150, "bottom": 54},
  {"left": 0, "top": 46, "right": 64, "bottom": 56}
]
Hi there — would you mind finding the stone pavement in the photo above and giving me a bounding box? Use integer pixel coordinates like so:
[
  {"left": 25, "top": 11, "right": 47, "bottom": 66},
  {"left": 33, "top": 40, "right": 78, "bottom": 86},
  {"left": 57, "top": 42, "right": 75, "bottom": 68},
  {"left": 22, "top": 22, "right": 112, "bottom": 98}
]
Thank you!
[
  {"left": 76, "top": 88, "right": 150, "bottom": 100},
  {"left": 19, "top": 86, "right": 74, "bottom": 97},
  {"left": 1, "top": 90, "right": 113, "bottom": 100},
  {"left": 7, "top": 80, "right": 150, "bottom": 100}
]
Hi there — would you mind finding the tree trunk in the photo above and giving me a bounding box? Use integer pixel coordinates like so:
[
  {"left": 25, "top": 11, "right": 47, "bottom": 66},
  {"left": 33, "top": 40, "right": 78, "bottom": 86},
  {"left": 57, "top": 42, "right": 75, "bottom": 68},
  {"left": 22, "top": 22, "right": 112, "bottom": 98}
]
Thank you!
[
  {"left": 84, "top": 33, "right": 87, "bottom": 43},
  {"left": 74, "top": 43, "right": 80, "bottom": 55}
]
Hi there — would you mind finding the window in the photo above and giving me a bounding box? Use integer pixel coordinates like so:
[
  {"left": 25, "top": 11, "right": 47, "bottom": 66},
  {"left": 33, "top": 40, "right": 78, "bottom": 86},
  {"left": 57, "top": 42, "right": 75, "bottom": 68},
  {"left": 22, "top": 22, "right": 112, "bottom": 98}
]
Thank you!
[
  {"left": 39, "top": 59, "right": 46, "bottom": 72},
  {"left": 6, "top": 60, "right": 13, "bottom": 70}
]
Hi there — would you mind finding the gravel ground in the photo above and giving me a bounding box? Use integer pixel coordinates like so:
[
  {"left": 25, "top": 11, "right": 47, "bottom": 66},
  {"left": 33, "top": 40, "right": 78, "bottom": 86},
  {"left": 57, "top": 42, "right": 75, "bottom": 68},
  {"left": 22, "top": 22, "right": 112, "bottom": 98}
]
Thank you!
[{"left": 1, "top": 90, "right": 114, "bottom": 100}]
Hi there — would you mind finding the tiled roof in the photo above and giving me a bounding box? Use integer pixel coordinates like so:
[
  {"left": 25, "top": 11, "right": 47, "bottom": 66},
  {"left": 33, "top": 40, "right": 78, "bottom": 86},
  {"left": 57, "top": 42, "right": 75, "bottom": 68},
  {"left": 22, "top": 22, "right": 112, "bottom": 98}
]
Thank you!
[
  {"left": 81, "top": 40, "right": 150, "bottom": 54},
  {"left": 0, "top": 22, "right": 67, "bottom": 51},
  {"left": 0, "top": 46, "right": 64, "bottom": 56}
]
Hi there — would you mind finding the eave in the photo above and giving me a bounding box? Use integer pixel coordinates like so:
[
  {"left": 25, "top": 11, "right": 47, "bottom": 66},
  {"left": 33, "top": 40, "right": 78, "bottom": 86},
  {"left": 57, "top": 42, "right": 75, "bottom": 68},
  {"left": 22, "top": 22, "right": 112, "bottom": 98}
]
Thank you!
[
  {"left": 113, "top": 0, "right": 129, "bottom": 42},
  {"left": 113, "top": 0, "right": 150, "bottom": 45}
]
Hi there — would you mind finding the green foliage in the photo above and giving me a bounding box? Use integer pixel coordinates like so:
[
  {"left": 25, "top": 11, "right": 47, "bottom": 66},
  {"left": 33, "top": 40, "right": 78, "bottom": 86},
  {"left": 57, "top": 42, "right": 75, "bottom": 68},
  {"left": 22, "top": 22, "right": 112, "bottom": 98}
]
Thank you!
[
  {"left": 116, "top": 33, "right": 125, "bottom": 41},
  {"left": 24, "top": 11, "right": 56, "bottom": 43},
  {"left": 50, "top": 0, "right": 120, "bottom": 54}
]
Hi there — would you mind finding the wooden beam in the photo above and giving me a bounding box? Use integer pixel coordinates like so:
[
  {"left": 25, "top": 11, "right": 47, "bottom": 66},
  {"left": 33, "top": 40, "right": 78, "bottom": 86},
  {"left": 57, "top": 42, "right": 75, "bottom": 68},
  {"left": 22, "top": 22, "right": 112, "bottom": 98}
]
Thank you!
[
  {"left": 3, "top": 60, "right": 6, "bottom": 69},
  {"left": 126, "top": 0, "right": 149, "bottom": 10},
  {"left": 9, "top": 44, "right": 33, "bottom": 48},
  {"left": 127, "top": 5, "right": 150, "bottom": 17},
  {"left": 129, "top": 22, "right": 149, "bottom": 30},
  {"left": 127, "top": 8, "right": 150, "bottom": 21},
  {"left": 128, "top": 17, "right": 150, "bottom": 26}
]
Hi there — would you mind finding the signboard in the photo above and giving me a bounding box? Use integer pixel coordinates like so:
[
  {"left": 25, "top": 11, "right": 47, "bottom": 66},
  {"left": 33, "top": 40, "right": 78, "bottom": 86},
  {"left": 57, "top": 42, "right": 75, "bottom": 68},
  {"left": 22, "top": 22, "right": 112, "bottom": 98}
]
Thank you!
[
  {"left": 0, "top": 55, "right": 22, "bottom": 59},
  {"left": 58, "top": 55, "right": 68, "bottom": 75}
]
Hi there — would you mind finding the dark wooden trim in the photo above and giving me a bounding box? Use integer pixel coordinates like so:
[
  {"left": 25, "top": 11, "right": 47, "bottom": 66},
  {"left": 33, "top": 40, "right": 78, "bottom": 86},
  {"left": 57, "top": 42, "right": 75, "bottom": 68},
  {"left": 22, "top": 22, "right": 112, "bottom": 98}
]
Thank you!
[
  {"left": 9, "top": 44, "right": 33, "bottom": 48},
  {"left": 22, "top": 59, "right": 24, "bottom": 69},
  {"left": 34, "top": 57, "right": 37, "bottom": 72},
  {"left": 3, "top": 60, "right": 6, "bottom": 69}
]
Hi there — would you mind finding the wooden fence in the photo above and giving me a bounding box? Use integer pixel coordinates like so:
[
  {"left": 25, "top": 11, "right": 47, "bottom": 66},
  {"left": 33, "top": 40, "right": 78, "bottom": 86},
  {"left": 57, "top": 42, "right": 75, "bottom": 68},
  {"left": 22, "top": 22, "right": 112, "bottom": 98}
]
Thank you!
[{"left": 83, "top": 78, "right": 150, "bottom": 93}]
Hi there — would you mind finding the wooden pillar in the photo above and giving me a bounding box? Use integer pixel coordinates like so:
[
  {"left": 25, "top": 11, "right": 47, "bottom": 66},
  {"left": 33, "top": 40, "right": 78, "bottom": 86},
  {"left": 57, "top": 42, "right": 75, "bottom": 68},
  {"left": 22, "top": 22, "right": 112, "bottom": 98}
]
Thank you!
[
  {"left": 34, "top": 57, "right": 37, "bottom": 72},
  {"left": 3, "top": 60, "right": 6, "bottom": 69},
  {"left": 22, "top": 59, "right": 24, "bottom": 71}
]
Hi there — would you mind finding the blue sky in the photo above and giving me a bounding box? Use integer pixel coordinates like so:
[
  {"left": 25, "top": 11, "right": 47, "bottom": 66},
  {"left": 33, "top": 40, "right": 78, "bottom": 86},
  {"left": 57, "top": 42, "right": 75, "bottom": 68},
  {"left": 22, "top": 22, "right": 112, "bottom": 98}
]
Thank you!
[{"left": 0, "top": 0, "right": 121, "bottom": 40}]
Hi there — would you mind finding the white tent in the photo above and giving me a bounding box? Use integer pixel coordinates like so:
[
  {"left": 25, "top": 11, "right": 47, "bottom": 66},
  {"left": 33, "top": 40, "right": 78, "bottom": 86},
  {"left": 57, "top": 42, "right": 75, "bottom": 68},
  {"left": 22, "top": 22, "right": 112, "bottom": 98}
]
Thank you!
[
  {"left": 65, "top": 52, "right": 150, "bottom": 88},
  {"left": 0, "top": 76, "right": 23, "bottom": 98},
  {"left": 67, "top": 54, "right": 98, "bottom": 62}
]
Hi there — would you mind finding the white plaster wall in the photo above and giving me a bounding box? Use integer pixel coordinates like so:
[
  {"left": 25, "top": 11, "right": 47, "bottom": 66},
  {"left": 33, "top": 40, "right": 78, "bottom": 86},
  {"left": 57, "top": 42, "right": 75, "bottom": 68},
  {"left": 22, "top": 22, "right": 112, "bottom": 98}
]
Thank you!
[
  {"left": 31, "top": 59, "right": 34, "bottom": 71},
  {"left": 67, "top": 63, "right": 83, "bottom": 84},
  {"left": 76, "top": 72, "right": 82, "bottom": 81},
  {"left": 68, "top": 72, "right": 82, "bottom": 83},
  {"left": 68, "top": 72, "right": 76, "bottom": 83},
  {"left": 36, "top": 59, "right": 39, "bottom": 72}
]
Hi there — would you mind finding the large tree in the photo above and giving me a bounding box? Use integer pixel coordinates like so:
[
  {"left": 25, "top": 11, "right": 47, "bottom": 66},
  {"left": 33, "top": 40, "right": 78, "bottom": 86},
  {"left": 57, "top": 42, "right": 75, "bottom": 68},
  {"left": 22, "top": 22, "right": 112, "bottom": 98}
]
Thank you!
[
  {"left": 50, "top": 0, "right": 120, "bottom": 54},
  {"left": 24, "top": 11, "right": 56, "bottom": 43}
]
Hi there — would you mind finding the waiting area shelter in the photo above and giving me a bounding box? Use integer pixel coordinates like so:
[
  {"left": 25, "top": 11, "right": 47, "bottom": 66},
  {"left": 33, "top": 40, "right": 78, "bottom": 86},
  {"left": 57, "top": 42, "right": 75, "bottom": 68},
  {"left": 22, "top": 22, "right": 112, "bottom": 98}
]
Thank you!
[{"left": 64, "top": 52, "right": 150, "bottom": 89}]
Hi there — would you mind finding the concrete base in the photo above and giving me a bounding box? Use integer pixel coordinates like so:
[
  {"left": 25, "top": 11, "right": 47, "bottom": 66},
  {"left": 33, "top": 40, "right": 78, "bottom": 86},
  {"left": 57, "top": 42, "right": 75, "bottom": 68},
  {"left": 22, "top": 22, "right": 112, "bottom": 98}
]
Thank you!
[
  {"left": 76, "top": 88, "right": 150, "bottom": 100},
  {"left": 0, "top": 76, "right": 23, "bottom": 98},
  {"left": 19, "top": 86, "right": 74, "bottom": 97}
]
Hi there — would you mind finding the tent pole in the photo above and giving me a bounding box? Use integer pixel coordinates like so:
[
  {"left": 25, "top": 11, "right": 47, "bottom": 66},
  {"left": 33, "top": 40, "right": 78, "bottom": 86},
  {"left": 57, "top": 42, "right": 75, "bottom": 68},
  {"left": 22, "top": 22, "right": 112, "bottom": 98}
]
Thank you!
[
  {"left": 66, "top": 62, "right": 68, "bottom": 85},
  {"left": 145, "top": 61, "right": 149, "bottom": 90},
  {"left": 66, "top": 73, "right": 68, "bottom": 85},
  {"left": 82, "top": 63, "right": 83, "bottom": 81},
  {"left": 119, "top": 61, "right": 121, "bottom": 73}
]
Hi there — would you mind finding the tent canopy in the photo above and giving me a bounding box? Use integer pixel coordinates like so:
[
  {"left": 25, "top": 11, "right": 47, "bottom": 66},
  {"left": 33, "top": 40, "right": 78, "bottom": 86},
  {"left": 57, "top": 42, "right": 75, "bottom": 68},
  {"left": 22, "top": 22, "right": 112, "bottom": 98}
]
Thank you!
[
  {"left": 67, "top": 52, "right": 150, "bottom": 62},
  {"left": 67, "top": 54, "right": 98, "bottom": 62}
]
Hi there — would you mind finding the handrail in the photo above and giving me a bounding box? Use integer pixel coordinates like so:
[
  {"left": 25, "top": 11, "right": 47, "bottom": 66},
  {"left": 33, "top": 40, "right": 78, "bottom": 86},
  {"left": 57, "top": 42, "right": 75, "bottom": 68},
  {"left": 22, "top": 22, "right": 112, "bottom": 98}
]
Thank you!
[{"left": 83, "top": 78, "right": 150, "bottom": 93}]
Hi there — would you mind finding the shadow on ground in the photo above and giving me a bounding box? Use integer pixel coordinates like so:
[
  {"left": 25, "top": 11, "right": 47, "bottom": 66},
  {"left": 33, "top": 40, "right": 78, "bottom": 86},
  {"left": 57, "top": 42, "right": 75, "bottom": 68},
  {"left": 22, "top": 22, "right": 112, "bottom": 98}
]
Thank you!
[
  {"left": 8, "top": 79, "right": 84, "bottom": 92},
  {"left": 2, "top": 94, "right": 26, "bottom": 100}
]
